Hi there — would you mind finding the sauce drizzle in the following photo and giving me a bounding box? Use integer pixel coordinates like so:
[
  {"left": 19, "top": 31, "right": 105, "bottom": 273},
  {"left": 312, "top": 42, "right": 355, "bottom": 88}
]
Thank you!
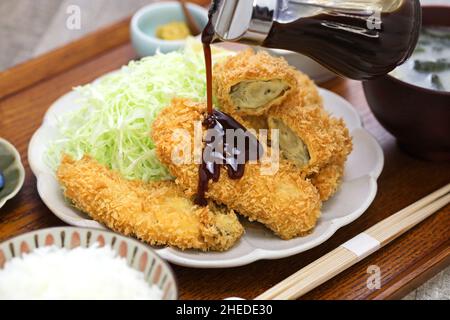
[
  {"left": 202, "top": 20, "right": 214, "bottom": 115},
  {"left": 196, "top": 20, "right": 263, "bottom": 206},
  {"left": 195, "top": 109, "right": 263, "bottom": 206}
]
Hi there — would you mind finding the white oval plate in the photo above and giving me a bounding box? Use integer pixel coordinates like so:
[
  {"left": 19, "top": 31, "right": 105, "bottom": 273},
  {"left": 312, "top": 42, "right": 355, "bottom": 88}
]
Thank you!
[{"left": 29, "top": 86, "right": 383, "bottom": 268}]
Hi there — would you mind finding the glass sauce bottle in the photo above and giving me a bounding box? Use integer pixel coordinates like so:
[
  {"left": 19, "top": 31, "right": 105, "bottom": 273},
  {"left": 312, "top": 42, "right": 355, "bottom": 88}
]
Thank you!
[{"left": 205, "top": 0, "right": 421, "bottom": 80}]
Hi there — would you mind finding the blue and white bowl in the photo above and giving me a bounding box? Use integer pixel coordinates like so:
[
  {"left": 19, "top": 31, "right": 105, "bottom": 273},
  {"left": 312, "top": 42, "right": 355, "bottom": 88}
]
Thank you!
[
  {"left": 131, "top": 1, "right": 208, "bottom": 57},
  {"left": 0, "top": 138, "right": 25, "bottom": 209}
]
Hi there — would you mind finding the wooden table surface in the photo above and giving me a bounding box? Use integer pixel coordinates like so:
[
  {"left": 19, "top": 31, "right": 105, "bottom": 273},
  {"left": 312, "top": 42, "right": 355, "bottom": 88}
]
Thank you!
[{"left": 0, "top": 18, "right": 449, "bottom": 300}]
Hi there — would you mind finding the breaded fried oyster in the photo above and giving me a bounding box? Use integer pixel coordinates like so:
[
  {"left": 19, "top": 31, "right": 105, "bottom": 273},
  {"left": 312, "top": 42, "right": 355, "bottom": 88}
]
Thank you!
[
  {"left": 294, "top": 70, "right": 323, "bottom": 108},
  {"left": 151, "top": 99, "right": 322, "bottom": 240},
  {"left": 57, "top": 155, "right": 244, "bottom": 251},
  {"left": 213, "top": 49, "right": 297, "bottom": 116},
  {"left": 213, "top": 51, "right": 351, "bottom": 200},
  {"left": 232, "top": 93, "right": 348, "bottom": 201},
  {"left": 268, "top": 93, "right": 352, "bottom": 174},
  {"left": 310, "top": 161, "right": 346, "bottom": 201}
]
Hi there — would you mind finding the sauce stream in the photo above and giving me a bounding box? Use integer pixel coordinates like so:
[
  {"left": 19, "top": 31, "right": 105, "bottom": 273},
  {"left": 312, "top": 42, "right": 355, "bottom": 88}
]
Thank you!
[
  {"left": 202, "top": 20, "right": 214, "bottom": 115},
  {"left": 196, "top": 20, "right": 263, "bottom": 206}
]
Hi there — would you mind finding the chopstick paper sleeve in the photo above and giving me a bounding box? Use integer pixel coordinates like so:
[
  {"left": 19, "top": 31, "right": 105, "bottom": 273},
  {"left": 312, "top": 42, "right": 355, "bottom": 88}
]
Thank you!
[{"left": 341, "top": 233, "right": 381, "bottom": 261}]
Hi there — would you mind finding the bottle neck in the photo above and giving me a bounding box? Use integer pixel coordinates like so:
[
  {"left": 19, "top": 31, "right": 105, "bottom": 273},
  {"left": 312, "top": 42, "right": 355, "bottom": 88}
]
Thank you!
[{"left": 209, "top": 0, "right": 277, "bottom": 44}]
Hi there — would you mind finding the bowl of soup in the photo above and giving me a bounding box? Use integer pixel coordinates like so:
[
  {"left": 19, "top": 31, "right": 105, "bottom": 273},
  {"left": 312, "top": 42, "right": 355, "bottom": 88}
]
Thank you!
[{"left": 363, "top": 5, "right": 450, "bottom": 161}]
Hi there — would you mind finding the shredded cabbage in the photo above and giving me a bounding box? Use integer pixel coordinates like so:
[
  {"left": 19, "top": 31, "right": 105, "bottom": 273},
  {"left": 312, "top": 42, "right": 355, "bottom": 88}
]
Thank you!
[{"left": 46, "top": 40, "right": 233, "bottom": 181}]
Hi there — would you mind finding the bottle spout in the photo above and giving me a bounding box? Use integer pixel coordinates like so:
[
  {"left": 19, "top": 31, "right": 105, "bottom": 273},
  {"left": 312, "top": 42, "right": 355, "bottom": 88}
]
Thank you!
[{"left": 208, "top": 0, "right": 277, "bottom": 44}]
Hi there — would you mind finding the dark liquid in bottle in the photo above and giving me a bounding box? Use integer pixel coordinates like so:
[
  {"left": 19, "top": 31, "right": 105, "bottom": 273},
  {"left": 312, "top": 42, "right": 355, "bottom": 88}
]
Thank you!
[
  {"left": 263, "top": 0, "right": 421, "bottom": 79},
  {"left": 196, "top": 20, "right": 263, "bottom": 206}
]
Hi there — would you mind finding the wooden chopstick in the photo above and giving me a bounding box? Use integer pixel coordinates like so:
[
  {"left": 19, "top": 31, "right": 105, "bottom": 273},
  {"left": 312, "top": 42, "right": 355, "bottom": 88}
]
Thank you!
[
  {"left": 255, "top": 183, "right": 450, "bottom": 300},
  {"left": 179, "top": 0, "right": 201, "bottom": 36}
]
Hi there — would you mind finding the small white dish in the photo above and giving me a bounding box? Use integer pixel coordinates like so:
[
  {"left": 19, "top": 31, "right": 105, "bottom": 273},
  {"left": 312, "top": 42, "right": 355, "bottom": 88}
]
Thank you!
[
  {"left": 0, "top": 138, "right": 25, "bottom": 209},
  {"left": 131, "top": 1, "right": 208, "bottom": 57},
  {"left": 29, "top": 74, "right": 384, "bottom": 268},
  {"left": 265, "top": 48, "right": 337, "bottom": 84}
]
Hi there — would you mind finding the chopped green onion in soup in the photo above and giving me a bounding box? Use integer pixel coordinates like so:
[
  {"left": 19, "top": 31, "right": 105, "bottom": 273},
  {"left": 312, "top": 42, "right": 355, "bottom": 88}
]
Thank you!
[{"left": 390, "top": 27, "right": 450, "bottom": 92}]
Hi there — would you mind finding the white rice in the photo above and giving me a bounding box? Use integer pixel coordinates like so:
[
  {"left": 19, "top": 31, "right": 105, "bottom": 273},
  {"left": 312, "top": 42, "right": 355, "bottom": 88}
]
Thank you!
[{"left": 0, "top": 244, "right": 163, "bottom": 300}]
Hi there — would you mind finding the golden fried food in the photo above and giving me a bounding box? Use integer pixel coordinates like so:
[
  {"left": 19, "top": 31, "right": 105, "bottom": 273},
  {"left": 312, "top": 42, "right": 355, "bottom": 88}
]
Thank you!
[
  {"left": 229, "top": 92, "right": 347, "bottom": 201},
  {"left": 239, "top": 115, "right": 269, "bottom": 132},
  {"left": 268, "top": 94, "right": 352, "bottom": 174},
  {"left": 151, "top": 98, "right": 321, "bottom": 239},
  {"left": 294, "top": 70, "right": 323, "bottom": 108},
  {"left": 279, "top": 70, "right": 347, "bottom": 200},
  {"left": 309, "top": 161, "right": 345, "bottom": 201},
  {"left": 213, "top": 51, "right": 349, "bottom": 199},
  {"left": 57, "top": 155, "right": 244, "bottom": 251},
  {"left": 213, "top": 49, "right": 297, "bottom": 116}
]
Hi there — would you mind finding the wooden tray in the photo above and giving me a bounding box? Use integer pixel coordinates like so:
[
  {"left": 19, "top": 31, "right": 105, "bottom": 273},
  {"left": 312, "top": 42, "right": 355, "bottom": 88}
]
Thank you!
[{"left": 0, "top": 18, "right": 448, "bottom": 300}]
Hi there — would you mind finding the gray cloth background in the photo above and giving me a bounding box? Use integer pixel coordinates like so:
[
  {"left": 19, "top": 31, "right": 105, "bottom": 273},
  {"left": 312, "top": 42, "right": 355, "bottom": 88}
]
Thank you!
[{"left": 0, "top": 0, "right": 448, "bottom": 300}]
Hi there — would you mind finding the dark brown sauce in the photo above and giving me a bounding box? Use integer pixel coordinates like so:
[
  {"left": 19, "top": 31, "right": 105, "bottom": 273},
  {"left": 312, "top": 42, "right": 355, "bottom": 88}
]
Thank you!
[
  {"left": 194, "top": 109, "right": 263, "bottom": 206},
  {"left": 262, "top": 0, "right": 421, "bottom": 80},
  {"left": 202, "top": 19, "right": 215, "bottom": 115},
  {"left": 203, "top": 43, "right": 213, "bottom": 115},
  {"left": 196, "top": 20, "right": 263, "bottom": 206}
]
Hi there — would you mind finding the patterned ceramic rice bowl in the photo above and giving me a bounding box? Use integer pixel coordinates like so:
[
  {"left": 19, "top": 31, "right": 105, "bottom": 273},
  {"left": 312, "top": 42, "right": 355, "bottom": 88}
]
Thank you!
[{"left": 0, "top": 227, "right": 178, "bottom": 300}]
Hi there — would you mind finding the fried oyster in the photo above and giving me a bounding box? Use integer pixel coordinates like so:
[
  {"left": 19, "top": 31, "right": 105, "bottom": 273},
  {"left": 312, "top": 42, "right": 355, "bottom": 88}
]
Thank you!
[
  {"left": 213, "top": 49, "right": 298, "bottom": 116},
  {"left": 57, "top": 155, "right": 244, "bottom": 251},
  {"left": 151, "top": 99, "right": 322, "bottom": 240},
  {"left": 213, "top": 51, "right": 351, "bottom": 200}
]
